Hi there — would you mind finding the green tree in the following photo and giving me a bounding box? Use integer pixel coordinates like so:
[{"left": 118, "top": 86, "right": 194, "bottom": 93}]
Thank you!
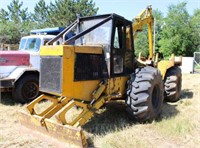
[
  {"left": 0, "top": 0, "right": 32, "bottom": 43},
  {"left": 0, "top": 9, "right": 9, "bottom": 23},
  {"left": 74, "top": 0, "right": 98, "bottom": 17},
  {"left": 7, "top": 0, "right": 32, "bottom": 37},
  {"left": 7, "top": 0, "right": 28, "bottom": 23},
  {"left": 190, "top": 8, "right": 200, "bottom": 52},
  {"left": 0, "top": 21, "right": 21, "bottom": 44},
  {"left": 134, "top": 28, "right": 149, "bottom": 58},
  {"left": 158, "top": 2, "right": 193, "bottom": 57},
  {"left": 134, "top": 9, "right": 164, "bottom": 58},
  {"left": 49, "top": 0, "right": 98, "bottom": 26},
  {"left": 0, "top": 0, "right": 98, "bottom": 44},
  {"left": 153, "top": 9, "right": 164, "bottom": 53},
  {"left": 32, "top": 0, "right": 50, "bottom": 28}
]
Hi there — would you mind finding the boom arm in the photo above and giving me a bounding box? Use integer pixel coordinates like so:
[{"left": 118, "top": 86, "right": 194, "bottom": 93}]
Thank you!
[{"left": 133, "top": 5, "right": 154, "bottom": 59}]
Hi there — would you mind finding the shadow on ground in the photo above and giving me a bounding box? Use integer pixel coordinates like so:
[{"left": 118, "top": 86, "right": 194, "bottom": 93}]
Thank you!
[
  {"left": 83, "top": 100, "right": 180, "bottom": 134},
  {"left": 83, "top": 100, "right": 179, "bottom": 147},
  {"left": 83, "top": 101, "right": 133, "bottom": 147},
  {"left": 83, "top": 101, "right": 133, "bottom": 135},
  {"left": 180, "top": 89, "right": 194, "bottom": 99},
  {"left": 158, "top": 102, "right": 179, "bottom": 121},
  {"left": 0, "top": 92, "right": 17, "bottom": 105}
]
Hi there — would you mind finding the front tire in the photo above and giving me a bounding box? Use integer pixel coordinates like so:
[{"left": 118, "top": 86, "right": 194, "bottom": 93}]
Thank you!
[
  {"left": 126, "top": 66, "right": 164, "bottom": 122},
  {"left": 12, "top": 75, "right": 39, "bottom": 103}
]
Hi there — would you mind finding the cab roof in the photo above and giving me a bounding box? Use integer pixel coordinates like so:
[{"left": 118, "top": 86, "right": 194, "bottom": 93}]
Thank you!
[{"left": 79, "top": 13, "right": 132, "bottom": 24}]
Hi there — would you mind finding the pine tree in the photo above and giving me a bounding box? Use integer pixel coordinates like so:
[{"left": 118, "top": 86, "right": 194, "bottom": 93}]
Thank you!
[
  {"left": 48, "top": 0, "right": 98, "bottom": 27},
  {"left": 0, "top": 0, "right": 32, "bottom": 43},
  {"left": 32, "top": 0, "right": 50, "bottom": 28}
]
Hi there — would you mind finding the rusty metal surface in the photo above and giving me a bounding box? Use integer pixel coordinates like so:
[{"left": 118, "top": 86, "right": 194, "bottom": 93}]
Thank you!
[{"left": 18, "top": 111, "right": 87, "bottom": 148}]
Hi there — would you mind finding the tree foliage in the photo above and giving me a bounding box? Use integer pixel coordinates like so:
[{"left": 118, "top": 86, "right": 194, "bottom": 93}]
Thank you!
[
  {"left": 31, "top": 0, "right": 98, "bottom": 28},
  {"left": 0, "top": 21, "right": 21, "bottom": 44},
  {"left": 134, "top": 9, "right": 164, "bottom": 58},
  {"left": 0, "top": 0, "right": 31, "bottom": 43},
  {"left": 158, "top": 2, "right": 193, "bottom": 57},
  {"left": 0, "top": 0, "right": 199, "bottom": 58},
  {"left": 0, "top": 0, "right": 98, "bottom": 44},
  {"left": 32, "top": 0, "right": 50, "bottom": 28},
  {"left": 0, "top": 9, "right": 9, "bottom": 22},
  {"left": 48, "top": 0, "right": 98, "bottom": 26},
  {"left": 7, "top": 0, "right": 29, "bottom": 23},
  {"left": 153, "top": 9, "right": 164, "bottom": 53},
  {"left": 134, "top": 27, "right": 149, "bottom": 58},
  {"left": 190, "top": 9, "right": 200, "bottom": 52},
  {"left": 135, "top": 2, "right": 200, "bottom": 58}
]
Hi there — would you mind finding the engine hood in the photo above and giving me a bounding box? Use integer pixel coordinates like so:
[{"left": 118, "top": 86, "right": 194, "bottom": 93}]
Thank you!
[{"left": 0, "top": 51, "right": 30, "bottom": 66}]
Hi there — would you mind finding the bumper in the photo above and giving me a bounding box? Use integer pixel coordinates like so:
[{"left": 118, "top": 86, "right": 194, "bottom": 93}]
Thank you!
[{"left": 0, "top": 78, "right": 15, "bottom": 92}]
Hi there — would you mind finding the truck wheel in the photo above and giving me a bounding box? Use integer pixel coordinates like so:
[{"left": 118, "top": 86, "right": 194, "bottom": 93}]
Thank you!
[
  {"left": 126, "top": 66, "right": 164, "bottom": 122},
  {"left": 12, "top": 75, "right": 39, "bottom": 103},
  {"left": 164, "top": 66, "right": 182, "bottom": 102}
]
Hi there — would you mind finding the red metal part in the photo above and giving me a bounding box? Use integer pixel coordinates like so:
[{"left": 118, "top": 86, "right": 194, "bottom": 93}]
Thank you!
[{"left": 0, "top": 51, "right": 30, "bottom": 66}]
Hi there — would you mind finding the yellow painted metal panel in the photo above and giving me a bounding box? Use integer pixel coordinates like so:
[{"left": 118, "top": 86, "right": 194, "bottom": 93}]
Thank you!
[
  {"left": 62, "top": 45, "right": 101, "bottom": 101},
  {"left": 107, "top": 77, "right": 129, "bottom": 98},
  {"left": 75, "top": 45, "right": 103, "bottom": 54},
  {"left": 40, "top": 45, "right": 74, "bottom": 56},
  {"left": 157, "top": 60, "right": 174, "bottom": 79},
  {"left": 148, "top": 22, "right": 153, "bottom": 59},
  {"left": 18, "top": 111, "right": 87, "bottom": 147},
  {"left": 40, "top": 45, "right": 63, "bottom": 56},
  {"left": 72, "top": 81, "right": 100, "bottom": 101},
  {"left": 62, "top": 46, "right": 75, "bottom": 97}
]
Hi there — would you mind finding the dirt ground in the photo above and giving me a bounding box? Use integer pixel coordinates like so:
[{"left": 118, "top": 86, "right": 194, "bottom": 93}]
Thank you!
[{"left": 0, "top": 74, "right": 200, "bottom": 148}]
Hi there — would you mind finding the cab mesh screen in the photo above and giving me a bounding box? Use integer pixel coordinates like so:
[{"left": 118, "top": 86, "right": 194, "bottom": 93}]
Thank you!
[{"left": 74, "top": 53, "right": 108, "bottom": 81}]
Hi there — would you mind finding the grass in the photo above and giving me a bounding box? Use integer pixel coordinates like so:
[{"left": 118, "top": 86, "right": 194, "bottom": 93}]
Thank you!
[
  {"left": 154, "top": 116, "right": 194, "bottom": 136},
  {"left": 93, "top": 128, "right": 152, "bottom": 148},
  {"left": 0, "top": 74, "right": 200, "bottom": 148}
]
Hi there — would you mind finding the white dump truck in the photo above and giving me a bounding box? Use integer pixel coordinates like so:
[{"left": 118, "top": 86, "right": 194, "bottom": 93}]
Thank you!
[{"left": 0, "top": 27, "right": 69, "bottom": 103}]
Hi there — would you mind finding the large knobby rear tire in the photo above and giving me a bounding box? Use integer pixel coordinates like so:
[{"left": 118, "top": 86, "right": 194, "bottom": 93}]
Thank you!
[
  {"left": 12, "top": 75, "right": 39, "bottom": 103},
  {"left": 126, "top": 66, "right": 164, "bottom": 122},
  {"left": 164, "top": 66, "right": 182, "bottom": 102}
]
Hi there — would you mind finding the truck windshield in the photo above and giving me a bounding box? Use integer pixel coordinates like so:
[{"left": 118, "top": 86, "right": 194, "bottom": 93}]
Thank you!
[
  {"left": 19, "top": 38, "right": 41, "bottom": 51},
  {"left": 25, "top": 38, "right": 41, "bottom": 51}
]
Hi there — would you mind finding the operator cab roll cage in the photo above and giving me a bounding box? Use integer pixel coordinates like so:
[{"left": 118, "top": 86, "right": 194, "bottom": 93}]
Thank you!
[{"left": 47, "top": 14, "right": 135, "bottom": 77}]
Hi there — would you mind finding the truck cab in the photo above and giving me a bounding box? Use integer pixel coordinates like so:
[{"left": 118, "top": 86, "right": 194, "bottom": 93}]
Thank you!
[
  {"left": 19, "top": 34, "right": 62, "bottom": 70},
  {"left": 0, "top": 27, "right": 65, "bottom": 103}
]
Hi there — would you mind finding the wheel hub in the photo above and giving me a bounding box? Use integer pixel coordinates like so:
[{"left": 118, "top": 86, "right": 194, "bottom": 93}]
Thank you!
[{"left": 23, "top": 82, "right": 39, "bottom": 100}]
